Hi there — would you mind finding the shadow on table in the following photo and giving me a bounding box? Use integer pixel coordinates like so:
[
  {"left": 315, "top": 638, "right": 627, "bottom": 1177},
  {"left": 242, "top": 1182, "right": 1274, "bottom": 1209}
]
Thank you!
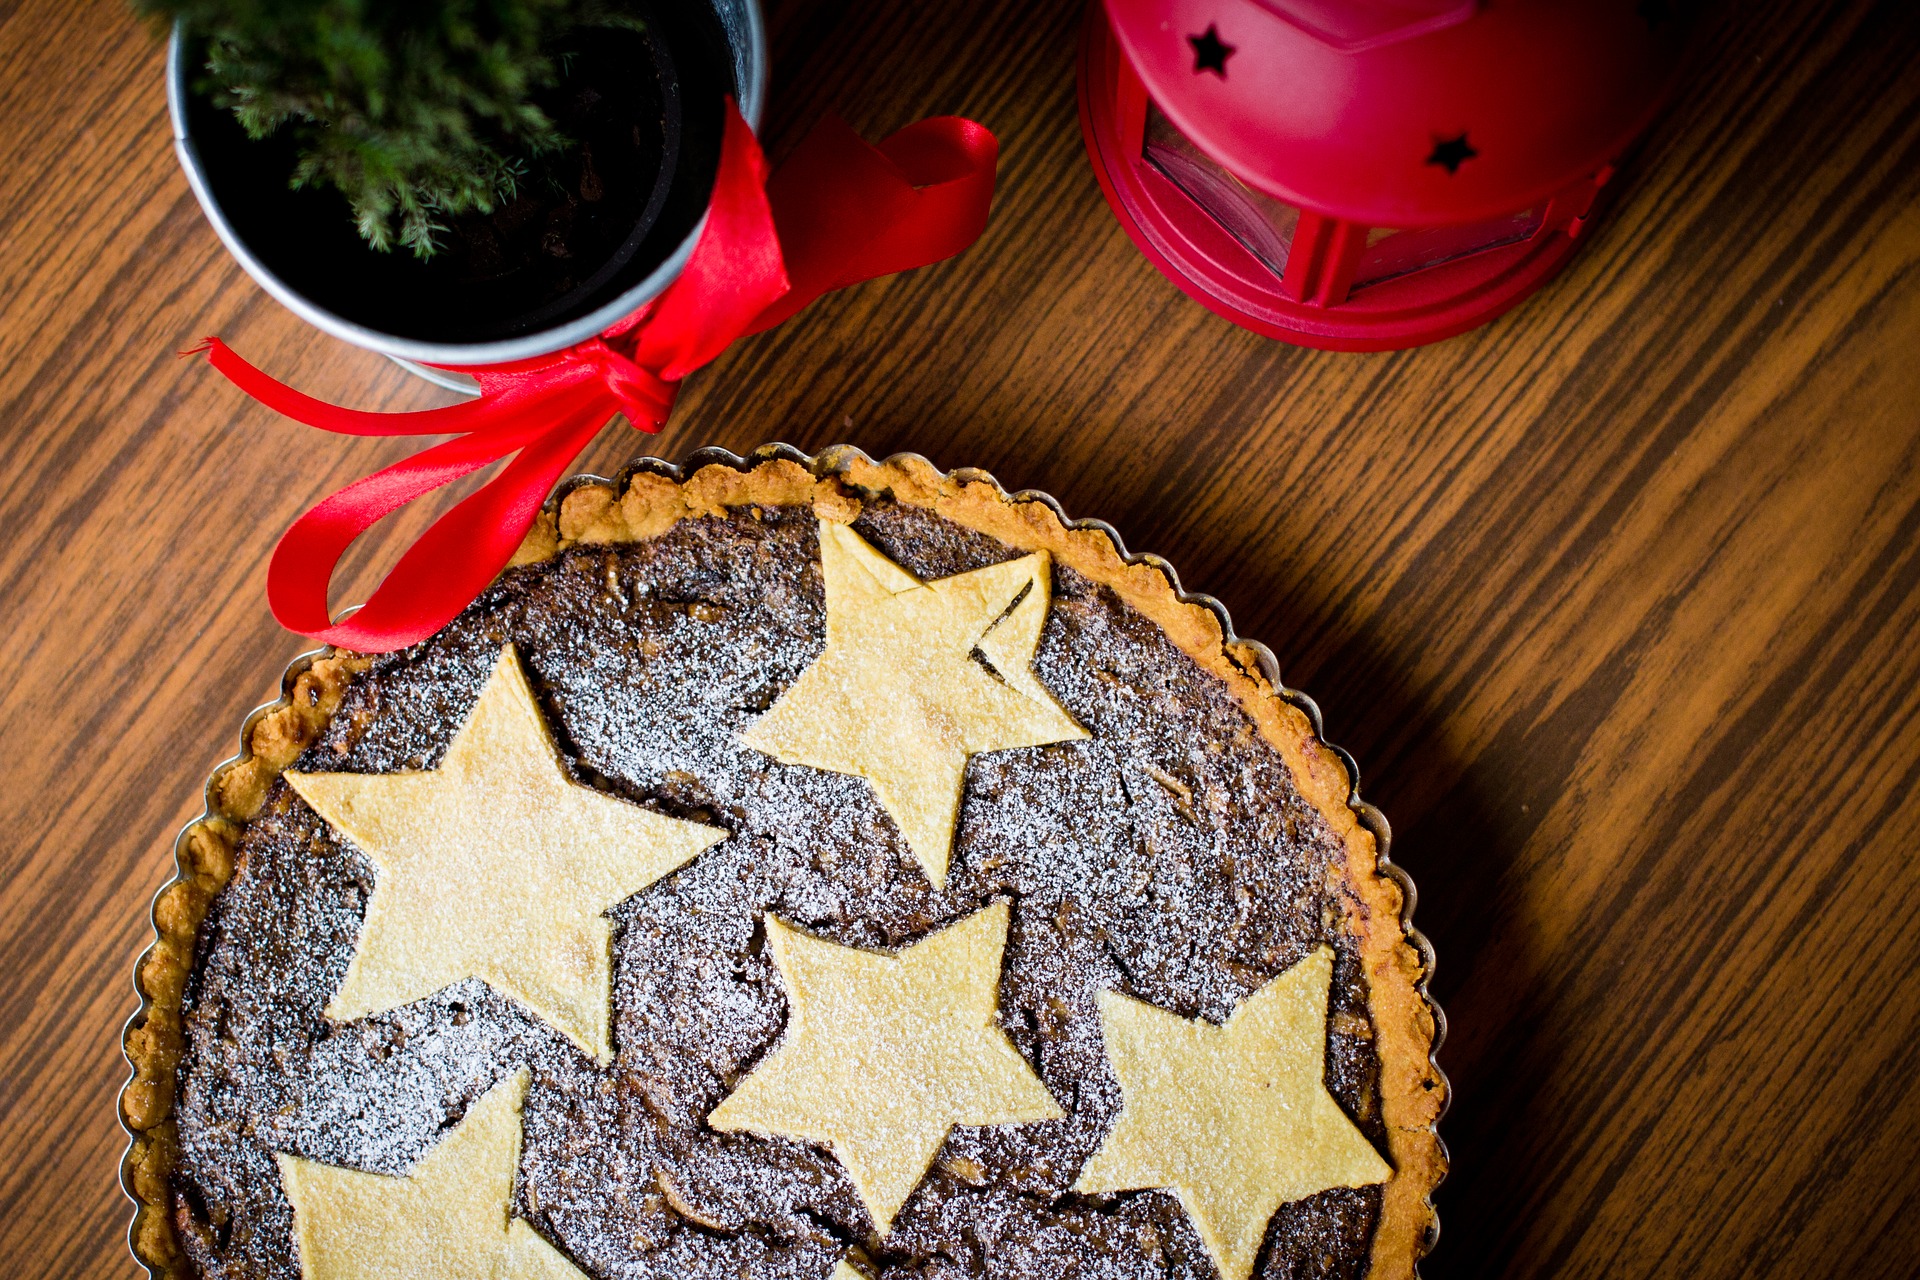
[
  {"left": 1276, "top": 621, "right": 1584, "bottom": 1280},
  {"left": 1241, "top": 591, "right": 1571, "bottom": 1279}
]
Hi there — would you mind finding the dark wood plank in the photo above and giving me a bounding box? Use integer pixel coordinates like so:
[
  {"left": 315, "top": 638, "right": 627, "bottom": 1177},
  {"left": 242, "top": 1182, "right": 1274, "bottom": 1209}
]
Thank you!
[{"left": 1, "top": 0, "right": 1916, "bottom": 1276}]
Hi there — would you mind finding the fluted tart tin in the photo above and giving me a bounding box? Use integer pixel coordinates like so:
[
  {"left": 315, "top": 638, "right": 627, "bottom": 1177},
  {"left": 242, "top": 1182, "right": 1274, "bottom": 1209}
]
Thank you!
[{"left": 120, "top": 443, "right": 1443, "bottom": 1280}]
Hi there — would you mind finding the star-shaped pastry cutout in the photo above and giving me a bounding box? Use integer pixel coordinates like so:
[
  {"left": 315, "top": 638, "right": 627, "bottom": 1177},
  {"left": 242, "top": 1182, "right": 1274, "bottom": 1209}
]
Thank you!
[
  {"left": 742, "top": 520, "right": 1086, "bottom": 890},
  {"left": 708, "top": 902, "right": 1063, "bottom": 1235},
  {"left": 1189, "top": 24, "right": 1235, "bottom": 77},
  {"left": 1074, "top": 947, "right": 1391, "bottom": 1280},
  {"left": 276, "top": 1069, "right": 582, "bottom": 1280},
  {"left": 1426, "top": 132, "right": 1478, "bottom": 175},
  {"left": 288, "top": 644, "right": 727, "bottom": 1063}
]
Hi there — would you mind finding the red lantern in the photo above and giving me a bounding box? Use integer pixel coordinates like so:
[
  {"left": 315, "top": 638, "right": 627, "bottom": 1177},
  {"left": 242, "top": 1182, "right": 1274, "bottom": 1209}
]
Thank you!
[{"left": 1078, "top": 0, "right": 1684, "bottom": 350}]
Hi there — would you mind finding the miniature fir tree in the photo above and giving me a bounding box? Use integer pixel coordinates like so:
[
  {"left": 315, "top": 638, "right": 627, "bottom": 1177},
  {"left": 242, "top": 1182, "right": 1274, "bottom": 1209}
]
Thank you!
[{"left": 139, "top": 0, "right": 643, "bottom": 257}]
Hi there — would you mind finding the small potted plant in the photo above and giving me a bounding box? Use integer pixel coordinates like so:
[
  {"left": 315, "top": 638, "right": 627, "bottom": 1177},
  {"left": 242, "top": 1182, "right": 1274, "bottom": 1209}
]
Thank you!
[{"left": 142, "top": 0, "right": 766, "bottom": 374}]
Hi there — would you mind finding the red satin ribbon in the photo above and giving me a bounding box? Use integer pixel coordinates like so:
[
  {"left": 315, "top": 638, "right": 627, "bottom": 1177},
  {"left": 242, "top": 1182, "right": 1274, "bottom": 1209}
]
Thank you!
[{"left": 197, "top": 101, "right": 997, "bottom": 652}]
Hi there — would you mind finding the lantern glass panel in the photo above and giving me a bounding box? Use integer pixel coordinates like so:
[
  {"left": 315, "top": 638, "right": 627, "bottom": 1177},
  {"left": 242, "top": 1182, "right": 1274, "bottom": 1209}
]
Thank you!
[
  {"left": 1143, "top": 102, "right": 1298, "bottom": 278},
  {"left": 1352, "top": 208, "right": 1546, "bottom": 290}
]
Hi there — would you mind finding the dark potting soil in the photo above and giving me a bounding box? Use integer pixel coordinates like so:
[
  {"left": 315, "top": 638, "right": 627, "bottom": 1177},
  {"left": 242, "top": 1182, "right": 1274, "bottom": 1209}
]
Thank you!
[{"left": 429, "top": 29, "right": 674, "bottom": 305}]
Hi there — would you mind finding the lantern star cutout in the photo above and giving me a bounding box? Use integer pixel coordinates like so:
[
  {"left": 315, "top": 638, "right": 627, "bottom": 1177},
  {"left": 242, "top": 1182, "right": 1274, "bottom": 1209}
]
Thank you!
[
  {"left": 276, "top": 1069, "right": 583, "bottom": 1280},
  {"left": 707, "top": 901, "right": 1063, "bottom": 1235},
  {"left": 1188, "top": 24, "right": 1235, "bottom": 77},
  {"left": 742, "top": 520, "right": 1087, "bottom": 891},
  {"left": 1074, "top": 947, "right": 1391, "bottom": 1280},
  {"left": 288, "top": 644, "right": 727, "bottom": 1064},
  {"left": 1426, "top": 132, "right": 1478, "bottom": 175}
]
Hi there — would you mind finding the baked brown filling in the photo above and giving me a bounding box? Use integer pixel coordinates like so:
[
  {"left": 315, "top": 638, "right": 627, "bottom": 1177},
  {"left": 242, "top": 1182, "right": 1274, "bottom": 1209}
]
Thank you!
[{"left": 170, "top": 500, "right": 1387, "bottom": 1280}]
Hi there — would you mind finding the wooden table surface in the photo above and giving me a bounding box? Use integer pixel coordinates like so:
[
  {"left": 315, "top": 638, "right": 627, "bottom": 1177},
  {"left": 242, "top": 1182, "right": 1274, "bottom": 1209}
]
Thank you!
[{"left": 4, "top": 0, "right": 1918, "bottom": 1276}]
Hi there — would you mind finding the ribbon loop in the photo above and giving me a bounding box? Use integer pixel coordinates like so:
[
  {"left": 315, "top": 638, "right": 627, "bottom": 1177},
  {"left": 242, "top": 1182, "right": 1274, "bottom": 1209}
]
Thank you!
[
  {"left": 199, "top": 102, "right": 998, "bottom": 652},
  {"left": 575, "top": 337, "right": 680, "bottom": 428}
]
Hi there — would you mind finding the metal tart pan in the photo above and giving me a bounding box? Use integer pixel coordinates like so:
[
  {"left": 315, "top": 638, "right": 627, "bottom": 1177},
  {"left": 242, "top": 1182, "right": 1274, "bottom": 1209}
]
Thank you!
[
  {"left": 120, "top": 442, "right": 1448, "bottom": 1277},
  {"left": 119, "top": 643, "right": 334, "bottom": 1279}
]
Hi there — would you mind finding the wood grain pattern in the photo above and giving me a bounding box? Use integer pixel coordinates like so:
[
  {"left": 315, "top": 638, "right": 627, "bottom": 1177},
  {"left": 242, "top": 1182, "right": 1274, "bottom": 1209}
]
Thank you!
[{"left": 2, "top": 0, "right": 1917, "bottom": 1275}]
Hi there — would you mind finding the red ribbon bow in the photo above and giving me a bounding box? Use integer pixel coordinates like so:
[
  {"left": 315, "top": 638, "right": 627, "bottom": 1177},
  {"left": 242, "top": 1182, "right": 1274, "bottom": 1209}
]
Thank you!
[{"left": 197, "top": 102, "right": 997, "bottom": 653}]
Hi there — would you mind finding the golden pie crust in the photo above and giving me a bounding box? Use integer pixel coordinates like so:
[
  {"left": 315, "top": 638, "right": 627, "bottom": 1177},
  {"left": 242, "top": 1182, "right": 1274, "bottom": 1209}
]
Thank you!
[{"left": 122, "top": 446, "right": 1446, "bottom": 1280}]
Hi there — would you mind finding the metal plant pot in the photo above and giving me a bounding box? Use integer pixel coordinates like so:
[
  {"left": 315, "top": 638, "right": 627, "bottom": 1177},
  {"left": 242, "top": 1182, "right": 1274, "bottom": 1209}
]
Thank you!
[{"left": 168, "top": 0, "right": 766, "bottom": 387}]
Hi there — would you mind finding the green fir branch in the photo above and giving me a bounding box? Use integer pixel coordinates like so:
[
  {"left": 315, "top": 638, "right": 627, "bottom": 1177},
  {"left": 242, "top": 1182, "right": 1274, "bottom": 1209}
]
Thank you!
[{"left": 135, "top": 0, "right": 644, "bottom": 258}]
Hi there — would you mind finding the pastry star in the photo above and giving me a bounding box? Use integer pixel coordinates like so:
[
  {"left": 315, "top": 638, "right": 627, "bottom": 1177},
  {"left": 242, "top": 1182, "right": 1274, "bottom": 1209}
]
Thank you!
[
  {"left": 276, "top": 1069, "right": 582, "bottom": 1280},
  {"left": 288, "top": 644, "right": 727, "bottom": 1063},
  {"left": 743, "top": 520, "right": 1087, "bottom": 890},
  {"left": 1074, "top": 947, "right": 1391, "bottom": 1280},
  {"left": 707, "top": 901, "right": 1063, "bottom": 1235}
]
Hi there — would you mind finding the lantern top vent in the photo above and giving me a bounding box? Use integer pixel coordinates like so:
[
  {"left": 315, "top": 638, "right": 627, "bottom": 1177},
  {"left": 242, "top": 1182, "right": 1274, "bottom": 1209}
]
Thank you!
[{"left": 1252, "top": 0, "right": 1477, "bottom": 52}]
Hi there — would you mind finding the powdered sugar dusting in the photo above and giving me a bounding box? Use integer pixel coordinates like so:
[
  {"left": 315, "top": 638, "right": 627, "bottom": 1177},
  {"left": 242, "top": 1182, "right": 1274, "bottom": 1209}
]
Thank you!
[{"left": 172, "top": 500, "right": 1385, "bottom": 1280}]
